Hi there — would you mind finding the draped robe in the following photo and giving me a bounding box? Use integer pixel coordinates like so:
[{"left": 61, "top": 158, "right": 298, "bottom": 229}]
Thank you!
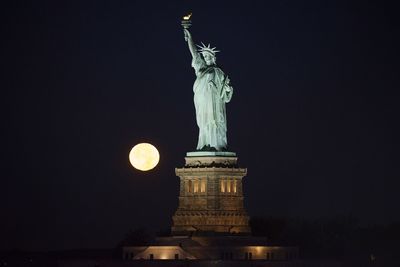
[{"left": 191, "top": 52, "right": 233, "bottom": 150}]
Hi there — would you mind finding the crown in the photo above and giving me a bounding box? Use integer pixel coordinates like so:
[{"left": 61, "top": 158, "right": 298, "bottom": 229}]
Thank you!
[{"left": 197, "top": 42, "right": 220, "bottom": 56}]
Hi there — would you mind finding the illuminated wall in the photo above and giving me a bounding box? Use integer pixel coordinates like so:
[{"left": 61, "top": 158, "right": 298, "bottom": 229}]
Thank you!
[{"left": 123, "top": 244, "right": 299, "bottom": 261}]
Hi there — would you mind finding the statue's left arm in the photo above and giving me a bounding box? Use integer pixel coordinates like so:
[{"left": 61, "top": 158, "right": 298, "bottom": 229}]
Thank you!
[
  {"left": 218, "top": 70, "right": 233, "bottom": 103},
  {"left": 222, "top": 80, "right": 233, "bottom": 103}
]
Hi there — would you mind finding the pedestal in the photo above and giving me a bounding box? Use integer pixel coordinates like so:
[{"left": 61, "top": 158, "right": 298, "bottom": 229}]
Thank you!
[{"left": 171, "top": 152, "right": 251, "bottom": 234}]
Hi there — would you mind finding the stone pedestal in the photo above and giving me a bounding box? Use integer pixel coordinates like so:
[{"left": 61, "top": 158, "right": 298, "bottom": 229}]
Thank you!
[{"left": 171, "top": 152, "right": 251, "bottom": 234}]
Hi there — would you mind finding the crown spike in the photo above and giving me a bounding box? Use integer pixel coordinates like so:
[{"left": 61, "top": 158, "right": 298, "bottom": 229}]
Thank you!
[{"left": 197, "top": 42, "right": 220, "bottom": 56}]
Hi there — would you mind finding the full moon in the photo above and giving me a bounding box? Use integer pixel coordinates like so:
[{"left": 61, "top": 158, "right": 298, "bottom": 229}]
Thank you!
[{"left": 129, "top": 143, "right": 160, "bottom": 171}]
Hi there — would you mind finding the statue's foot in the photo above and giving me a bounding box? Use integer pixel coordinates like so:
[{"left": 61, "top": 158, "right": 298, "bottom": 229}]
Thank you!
[{"left": 198, "top": 145, "right": 217, "bottom": 152}]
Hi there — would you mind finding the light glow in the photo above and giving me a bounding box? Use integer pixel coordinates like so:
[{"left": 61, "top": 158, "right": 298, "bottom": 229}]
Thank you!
[
  {"left": 194, "top": 180, "right": 199, "bottom": 193},
  {"left": 221, "top": 180, "right": 225, "bottom": 192},
  {"left": 200, "top": 180, "right": 206, "bottom": 192}
]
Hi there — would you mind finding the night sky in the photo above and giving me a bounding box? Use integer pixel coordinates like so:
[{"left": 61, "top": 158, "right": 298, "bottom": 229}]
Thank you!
[{"left": 2, "top": 0, "right": 399, "bottom": 251}]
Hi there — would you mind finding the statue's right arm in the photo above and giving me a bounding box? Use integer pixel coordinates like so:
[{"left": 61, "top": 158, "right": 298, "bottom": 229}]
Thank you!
[{"left": 184, "top": 29, "right": 198, "bottom": 59}]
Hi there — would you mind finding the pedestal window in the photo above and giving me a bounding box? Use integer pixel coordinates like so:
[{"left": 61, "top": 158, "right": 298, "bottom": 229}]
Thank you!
[
  {"left": 193, "top": 180, "right": 199, "bottom": 193},
  {"left": 220, "top": 180, "right": 225, "bottom": 192},
  {"left": 200, "top": 180, "right": 206, "bottom": 192},
  {"left": 220, "top": 179, "right": 237, "bottom": 194}
]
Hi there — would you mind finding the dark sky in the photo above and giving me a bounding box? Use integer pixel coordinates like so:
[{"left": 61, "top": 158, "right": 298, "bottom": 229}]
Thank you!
[{"left": 1, "top": 0, "right": 399, "bottom": 250}]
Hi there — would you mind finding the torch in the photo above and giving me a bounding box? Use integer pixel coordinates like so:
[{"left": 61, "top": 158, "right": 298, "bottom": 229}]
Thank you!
[{"left": 181, "top": 12, "right": 192, "bottom": 41}]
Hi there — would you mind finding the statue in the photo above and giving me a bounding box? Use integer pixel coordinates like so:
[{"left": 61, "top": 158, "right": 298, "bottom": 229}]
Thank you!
[{"left": 182, "top": 15, "right": 233, "bottom": 151}]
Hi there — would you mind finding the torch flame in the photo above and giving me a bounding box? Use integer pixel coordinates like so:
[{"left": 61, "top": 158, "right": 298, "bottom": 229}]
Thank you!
[{"left": 183, "top": 13, "right": 192, "bottom": 20}]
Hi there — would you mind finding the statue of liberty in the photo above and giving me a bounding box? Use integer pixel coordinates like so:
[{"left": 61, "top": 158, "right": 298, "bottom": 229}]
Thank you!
[{"left": 183, "top": 28, "right": 233, "bottom": 151}]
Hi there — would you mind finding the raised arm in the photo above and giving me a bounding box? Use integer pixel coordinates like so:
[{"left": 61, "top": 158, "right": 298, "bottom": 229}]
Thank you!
[{"left": 184, "top": 29, "right": 198, "bottom": 59}]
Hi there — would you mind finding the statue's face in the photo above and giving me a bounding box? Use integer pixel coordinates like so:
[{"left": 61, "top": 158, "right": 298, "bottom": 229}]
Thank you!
[{"left": 202, "top": 52, "right": 216, "bottom": 66}]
